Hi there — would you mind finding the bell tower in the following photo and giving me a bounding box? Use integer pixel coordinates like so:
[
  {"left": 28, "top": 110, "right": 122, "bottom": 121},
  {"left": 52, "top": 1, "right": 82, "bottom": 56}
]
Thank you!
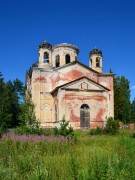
[
  {"left": 89, "top": 48, "right": 103, "bottom": 73},
  {"left": 38, "top": 41, "right": 52, "bottom": 68}
]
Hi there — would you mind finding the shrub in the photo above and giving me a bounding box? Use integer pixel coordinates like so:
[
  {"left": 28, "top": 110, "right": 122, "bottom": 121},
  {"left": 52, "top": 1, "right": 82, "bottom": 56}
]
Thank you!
[
  {"left": 14, "top": 126, "right": 53, "bottom": 136},
  {"left": 54, "top": 116, "right": 74, "bottom": 138},
  {"left": 105, "top": 117, "right": 119, "bottom": 135},
  {"left": 88, "top": 117, "right": 119, "bottom": 136},
  {"left": 0, "top": 126, "right": 8, "bottom": 138},
  {"left": 0, "top": 127, "right": 3, "bottom": 138},
  {"left": 88, "top": 127, "right": 103, "bottom": 135},
  {"left": 131, "top": 132, "right": 135, "bottom": 138}
]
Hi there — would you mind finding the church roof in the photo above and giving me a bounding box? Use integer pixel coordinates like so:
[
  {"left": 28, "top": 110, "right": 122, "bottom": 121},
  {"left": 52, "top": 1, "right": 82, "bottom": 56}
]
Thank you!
[
  {"left": 32, "top": 60, "right": 114, "bottom": 77},
  {"left": 52, "top": 43, "right": 80, "bottom": 54},
  {"left": 52, "top": 60, "right": 114, "bottom": 76}
]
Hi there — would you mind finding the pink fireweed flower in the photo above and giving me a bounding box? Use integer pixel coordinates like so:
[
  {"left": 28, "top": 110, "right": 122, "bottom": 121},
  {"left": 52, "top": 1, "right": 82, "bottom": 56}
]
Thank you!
[{"left": 1, "top": 132, "right": 67, "bottom": 143}]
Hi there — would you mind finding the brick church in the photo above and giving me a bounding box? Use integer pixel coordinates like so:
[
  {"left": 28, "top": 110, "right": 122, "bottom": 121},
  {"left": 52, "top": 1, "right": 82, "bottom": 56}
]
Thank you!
[{"left": 26, "top": 41, "right": 114, "bottom": 129}]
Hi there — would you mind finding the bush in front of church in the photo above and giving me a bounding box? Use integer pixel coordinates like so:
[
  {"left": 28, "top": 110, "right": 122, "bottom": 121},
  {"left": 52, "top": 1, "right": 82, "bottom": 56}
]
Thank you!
[
  {"left": 88, "top": 117, "right": 119, "bottom": 135},
  {"left": 54, "top": 116, "right": 75, "bottom": 138},
  {"left": 14, "top": 126, "right": 53, "bottom": 136},
  {"left": 105, "top": 117, "right": 119, "bottom": 135}
]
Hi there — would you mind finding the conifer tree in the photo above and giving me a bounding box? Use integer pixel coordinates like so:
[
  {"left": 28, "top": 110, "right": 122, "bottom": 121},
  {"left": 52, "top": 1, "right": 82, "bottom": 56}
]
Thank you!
[
  {"left": 0, "top": 72, "right": 24, "bottom": 129},
  {"left": 6, "top": 79, "right": 24, "bottom": 127},
  {"left": 18, "top": 92, "right": 39, "bottom": 128},
  {"left": 0, "top": 73, "right": 12, "bottom": 129},
  {"left": 131, "top": 98, "right": 135, "bottom": 123},
  {"left": 114, "top": 76, "right": 131, "bottom": 123}
]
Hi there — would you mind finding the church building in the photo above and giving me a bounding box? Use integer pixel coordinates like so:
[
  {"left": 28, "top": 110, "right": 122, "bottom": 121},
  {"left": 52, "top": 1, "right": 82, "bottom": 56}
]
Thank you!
[{"left": 26, "top": 41, "right": 114, "bottom": 129}]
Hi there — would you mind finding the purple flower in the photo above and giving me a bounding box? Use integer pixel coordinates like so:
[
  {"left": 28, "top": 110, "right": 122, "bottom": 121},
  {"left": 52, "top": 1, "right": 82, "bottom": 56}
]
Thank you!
[{"left": 1, "top": 132, "right": 67, "bottom": 143}]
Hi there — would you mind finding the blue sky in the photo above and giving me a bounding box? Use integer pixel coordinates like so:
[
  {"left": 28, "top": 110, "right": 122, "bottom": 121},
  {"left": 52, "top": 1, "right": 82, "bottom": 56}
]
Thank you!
[{"left": 0, "top": 0, "right": 135, "bottom": 100}]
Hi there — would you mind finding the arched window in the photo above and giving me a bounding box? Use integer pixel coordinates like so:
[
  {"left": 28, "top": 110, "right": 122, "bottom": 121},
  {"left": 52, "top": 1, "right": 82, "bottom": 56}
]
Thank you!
[
  {"left": 55, "top": 55, "right": 60, "bottom": 67},
  {"left": 96, "top": 57, "right": 100, "bottom": 67},
  {"left": 44, "top": 52, "right": 49, "bottom": 63},
  {"left": 80, "top": 104, "right": 90, "bottom": 128},
  {"left": 81, "top": 104, "right": 89, "bottom": 109},
  {"left": 65, "top": 54, "right": 70, "bottom": 64}
]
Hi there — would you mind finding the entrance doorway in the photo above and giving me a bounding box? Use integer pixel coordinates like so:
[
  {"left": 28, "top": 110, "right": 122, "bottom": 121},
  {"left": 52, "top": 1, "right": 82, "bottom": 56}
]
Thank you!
[{"left": 80, "top": 104, "right": 90, "bottom": 128}]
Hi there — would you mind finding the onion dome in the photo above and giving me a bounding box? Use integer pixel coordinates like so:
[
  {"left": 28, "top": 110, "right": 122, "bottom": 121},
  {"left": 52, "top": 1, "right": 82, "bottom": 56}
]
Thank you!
[
  {"left": 89, "top": 48, "right": 103, "bottom": 57},
  {"left": 39, "top": 40, "right": 52, "bottom": 49}
]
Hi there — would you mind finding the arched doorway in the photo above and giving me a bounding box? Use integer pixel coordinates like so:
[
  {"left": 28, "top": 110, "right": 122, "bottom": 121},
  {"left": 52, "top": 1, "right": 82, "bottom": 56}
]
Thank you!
[
  {"left": 80, "top": 104, "right": 90, "bottom": 128},
  {"left": 42, "top": 104, "right": 52, "bottom": 122}
]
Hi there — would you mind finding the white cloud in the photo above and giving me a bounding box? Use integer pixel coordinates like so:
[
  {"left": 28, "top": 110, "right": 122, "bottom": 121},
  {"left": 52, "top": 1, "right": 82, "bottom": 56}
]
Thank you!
[{"left": 131, "top": 86, "right": 135, "bottom": 90}]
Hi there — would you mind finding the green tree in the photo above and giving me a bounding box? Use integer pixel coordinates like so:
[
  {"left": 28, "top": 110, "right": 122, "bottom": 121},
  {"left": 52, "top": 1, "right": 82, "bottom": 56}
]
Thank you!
[
  {"left": 18, "top": 92, "right": 39, "bottom": 128},
  {"left": 131, "top": 98, "right": 135, "bottom": 123},
  {"left": 0, "top": 73, "right": 12, "bottom": 129},
  {"left": 114, "top": 76, "right": 131, "bottom": 123},
  {"left": 6, "top": 79, "right": 24, "bottom": 127},
  {"left": 0, "top": 72, "right": 24, "bottom": 129}
]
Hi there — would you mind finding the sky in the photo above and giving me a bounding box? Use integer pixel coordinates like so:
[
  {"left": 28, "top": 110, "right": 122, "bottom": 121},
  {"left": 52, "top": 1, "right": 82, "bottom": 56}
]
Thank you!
[{"left": 0, "top": 0, "right": 135, "bottom": 100}]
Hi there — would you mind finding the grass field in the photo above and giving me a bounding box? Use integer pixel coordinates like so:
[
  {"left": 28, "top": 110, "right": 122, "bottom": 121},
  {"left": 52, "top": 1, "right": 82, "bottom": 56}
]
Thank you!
[{"left": 0, "top": 130, "right": 135, "bottom": 180}]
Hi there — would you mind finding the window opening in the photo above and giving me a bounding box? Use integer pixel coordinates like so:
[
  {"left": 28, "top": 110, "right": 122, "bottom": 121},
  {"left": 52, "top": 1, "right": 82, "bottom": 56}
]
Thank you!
[
  {"left": 96, "top": 57, "right": 100, "bottom": 67},
  {"left": 56, "top": 55, "right": 60, "bottom": 67},
  {"left": 65, "top": 54, "right": 70, "bottom": 64},
  {"left": 44, "top": 52, "right": 49, "bottom": 63},
  {"left": 80, "top": 104, "right": 90, "bottom": 128}
]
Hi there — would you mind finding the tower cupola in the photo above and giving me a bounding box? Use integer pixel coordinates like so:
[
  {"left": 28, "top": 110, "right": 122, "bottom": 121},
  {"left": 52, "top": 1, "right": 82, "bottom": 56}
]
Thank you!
[
  {"left": 39, "top": 41, "right": 52, "bottom": 49},
  {"left": 38, "top": 41, "right": 52, "bottom": 68},
  {"left": 89, "top": 48, "right": 103, "bottom": 73}
]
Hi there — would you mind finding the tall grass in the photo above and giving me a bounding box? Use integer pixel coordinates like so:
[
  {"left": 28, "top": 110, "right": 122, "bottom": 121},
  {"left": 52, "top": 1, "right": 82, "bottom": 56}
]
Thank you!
[{"left": 0, "top": 130, "right": 135, "bottom": 179}]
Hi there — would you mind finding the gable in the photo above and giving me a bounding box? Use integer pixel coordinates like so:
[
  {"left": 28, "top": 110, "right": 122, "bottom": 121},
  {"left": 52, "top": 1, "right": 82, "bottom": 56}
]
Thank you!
[
  {"left": 62, "top": 77, "right": 110, "bottom": 91},
  {"left": 51, "top": 76, "right": 110, "bottom": 94}
]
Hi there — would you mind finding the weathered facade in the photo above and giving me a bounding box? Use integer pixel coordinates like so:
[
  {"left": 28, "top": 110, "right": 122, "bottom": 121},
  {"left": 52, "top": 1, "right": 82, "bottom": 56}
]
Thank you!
[{"left": 26, "top": 41, "right": 114, "bottom": 129}]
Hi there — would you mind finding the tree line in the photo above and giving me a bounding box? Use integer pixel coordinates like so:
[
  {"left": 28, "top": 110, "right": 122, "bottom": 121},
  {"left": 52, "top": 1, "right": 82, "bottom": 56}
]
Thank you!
[
  {"left": 114, "top": 75, "right": 134, "bottom": 123},
  {"left": 0, "top": 70, "right": 135, "bottom": 130}
]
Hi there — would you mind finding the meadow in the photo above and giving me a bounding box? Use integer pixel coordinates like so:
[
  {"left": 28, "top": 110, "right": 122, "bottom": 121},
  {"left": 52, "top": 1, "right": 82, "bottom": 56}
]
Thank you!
[{"left": 0, "top": 130, "right": 135, "bottom": 180}]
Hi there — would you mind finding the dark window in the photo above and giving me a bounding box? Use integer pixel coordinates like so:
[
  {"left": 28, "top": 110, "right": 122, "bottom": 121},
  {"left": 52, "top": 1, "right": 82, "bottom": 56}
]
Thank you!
[
  {"left": 44, "top": 52, "right": 49, "bottom": 63},
  {"left": 56, "top": 55, "right": 60, "bottom": 67},
  {"left": 96, "top": 57, "right": 100, "bottom": 67},
  {"left": 65, "top": 54, "right": 70, "bottom": 64},
  {"left": 55, "top": 105, "right": 57, "bottom": 121},
  {"left": 75, "top": 56, "right": 78, "bottom": 61},
  {"left": 91, "top": 58, "right": 92, "bottom": 66},
  {"left": 80, "top": 104, "right": 90, "bottom": 128},
  {"left": 81, "top": 104, "right": 89, "bottom": 109}
]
